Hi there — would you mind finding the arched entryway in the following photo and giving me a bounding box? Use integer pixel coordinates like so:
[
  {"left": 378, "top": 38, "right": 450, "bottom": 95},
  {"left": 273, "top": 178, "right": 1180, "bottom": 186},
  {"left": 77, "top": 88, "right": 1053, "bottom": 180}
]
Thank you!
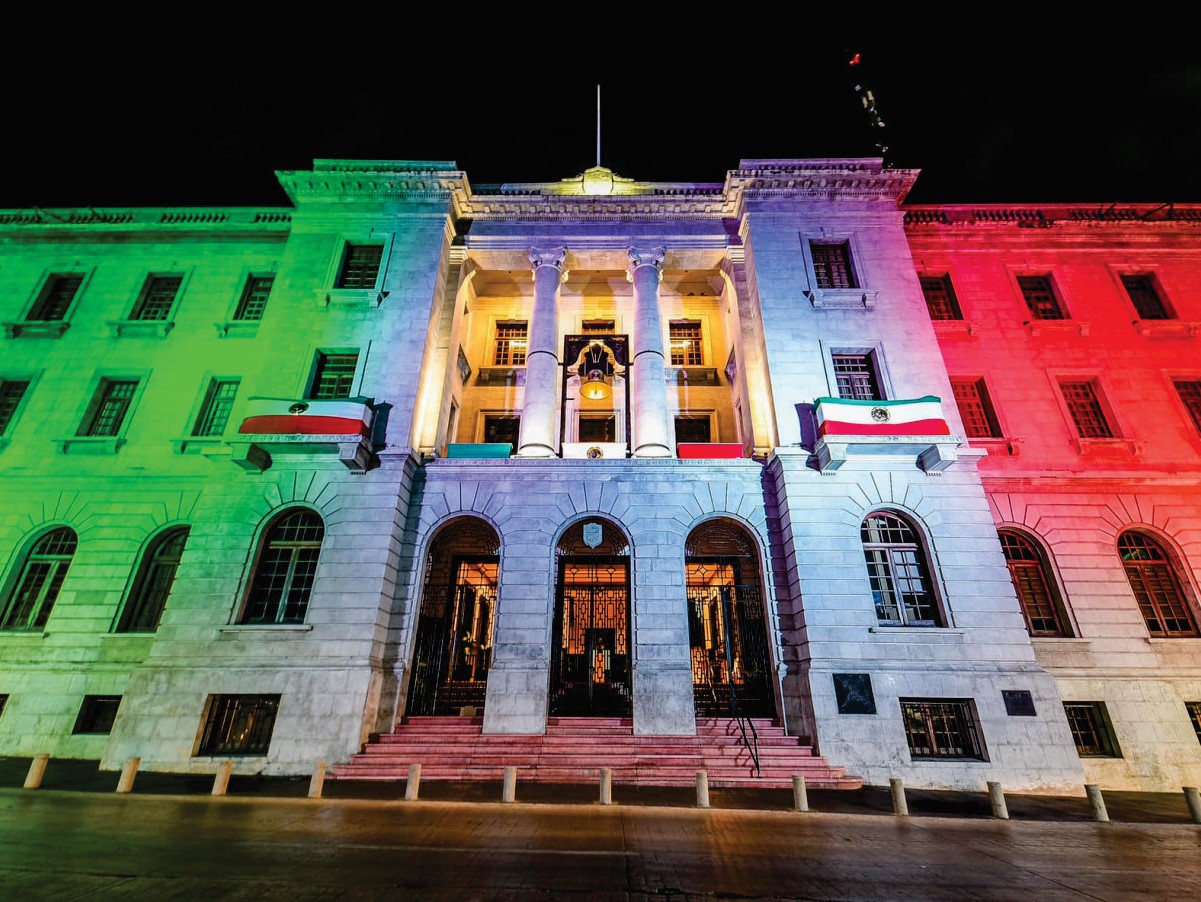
[
  {"left": 406, "top": 517, "right": 500, "bottom": 716},
  {"left": 685, "top": 518, "right": 774, "bottom": 718},
  {"left": 549, "top": 518, "right": 632, "bottom": 716}
]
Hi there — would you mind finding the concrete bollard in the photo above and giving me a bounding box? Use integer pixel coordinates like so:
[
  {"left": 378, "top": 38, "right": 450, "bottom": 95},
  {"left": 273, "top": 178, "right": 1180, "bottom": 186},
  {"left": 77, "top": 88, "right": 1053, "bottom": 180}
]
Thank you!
[
  {"left": 24, "top": 754, "right": 50, "bottom": 790},
  {"left": 987, "top": 781, "right": 1009, "bottom": 820},
  {"left": 1085, "top": 784, "right": 1109, "bottom": 822},
  {"left": 211, "top": 760, "right": 234, "bottom": 796},
  {"left": 116, "top": 757, "right": 141, "bottom": 794},
  {"left": 405, "top": 763, "right": 421, "bottom": 801},
  {"left": 890, "top": 777, "right": 909, "bottom": 817},
  {"left": 308, "top": 760, "right": 327, "bottom": 799},
  {"left": 1183, "top": 786, "right": 1201, "bottom": 824},
  {"left": 696, "top": 770, "right": 710, "bottom": 809},
  {"left": 792, "top": 774, "right": 809, "bottom": 812},
  {"left": 599, "top": 768, "right": 612, "bottom": 806},
  {"left": 502, "top": 766, "right": 517, "bottom": 803}
]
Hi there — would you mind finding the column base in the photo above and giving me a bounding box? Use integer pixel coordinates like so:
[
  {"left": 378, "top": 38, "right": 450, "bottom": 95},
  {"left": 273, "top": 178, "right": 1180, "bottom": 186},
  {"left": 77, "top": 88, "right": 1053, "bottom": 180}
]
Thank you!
[
  {"left": 516, "top": 444, "right": 558, "bottom": 458},
  {"left": 632, "top": 443, "right": 673, "bottom": 458}
]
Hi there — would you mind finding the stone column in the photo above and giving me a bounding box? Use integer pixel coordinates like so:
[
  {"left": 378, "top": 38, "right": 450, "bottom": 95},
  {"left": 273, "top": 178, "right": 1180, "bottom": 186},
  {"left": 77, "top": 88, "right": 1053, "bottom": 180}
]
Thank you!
[
  {"left": 517, "top": 247, "right": 568, "bottom": 457},
  {"left": 628, "top": 247, "right": 672, "bottom": 457}
]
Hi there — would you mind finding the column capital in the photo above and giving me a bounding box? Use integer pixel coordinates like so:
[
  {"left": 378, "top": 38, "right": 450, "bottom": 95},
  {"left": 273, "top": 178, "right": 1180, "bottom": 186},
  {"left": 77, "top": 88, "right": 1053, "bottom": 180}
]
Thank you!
[
  {"left": 626, "top": 246, "right": 665, "bottom": 282},
  {"left": 529, "top": 246, "right": 569, "bottom": 282}
]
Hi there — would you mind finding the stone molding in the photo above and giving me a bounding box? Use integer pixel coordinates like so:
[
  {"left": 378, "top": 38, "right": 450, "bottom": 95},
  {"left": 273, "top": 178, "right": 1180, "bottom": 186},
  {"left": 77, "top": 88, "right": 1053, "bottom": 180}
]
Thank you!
[{"left": 527, "top": 246, "right": 568, "bottom": 279}]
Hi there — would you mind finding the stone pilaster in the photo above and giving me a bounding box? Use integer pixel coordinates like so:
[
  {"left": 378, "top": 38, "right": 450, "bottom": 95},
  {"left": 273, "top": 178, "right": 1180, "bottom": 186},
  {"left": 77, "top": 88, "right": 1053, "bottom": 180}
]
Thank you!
[
  {"left": 627, "top": 247, "right": 672, "bottom": 458},
  {"left": 517, "top": 247, "right": 568, "bottom": 457}
]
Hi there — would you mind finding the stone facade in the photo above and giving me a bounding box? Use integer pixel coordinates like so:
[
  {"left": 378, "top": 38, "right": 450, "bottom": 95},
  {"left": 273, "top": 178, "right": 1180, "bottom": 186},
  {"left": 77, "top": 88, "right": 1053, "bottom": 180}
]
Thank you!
[{"left": 0, "top": 160, "right": 1196, "bottom": 792}]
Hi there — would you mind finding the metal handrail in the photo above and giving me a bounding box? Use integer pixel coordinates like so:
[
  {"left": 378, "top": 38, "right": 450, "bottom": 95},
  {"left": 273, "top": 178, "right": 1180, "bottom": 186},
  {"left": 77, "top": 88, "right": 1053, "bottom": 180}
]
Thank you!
[{"left": 721, "top": 586, "right": 760, "bottom": 778}]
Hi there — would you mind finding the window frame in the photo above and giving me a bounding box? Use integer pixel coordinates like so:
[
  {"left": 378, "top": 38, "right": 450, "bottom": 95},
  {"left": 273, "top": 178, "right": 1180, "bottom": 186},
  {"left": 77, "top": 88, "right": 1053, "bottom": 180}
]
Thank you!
[
  {"left": 232, "top": 272, "right": 276, "bottom": 322},
  {"left": 491, "top": 319, "right": 529, "bottom": 367},
  {"left": 114, "top": 526, "right": 190, "bottom": 633},
  {"left": 824, "top": 345, "right": 890, "bottom": 401},
  {"left": 479, "top": 411, "right": 521, "bottom": 448},
  {"left": 1050, "top": 374, "right": 1124, "bottom": 443},
  {"left": 195, "top": 693, "right": 281, "bottom": 757},
  {"left": 127, "top": 272, "right": 186, "bottom": 322},
  {"left": 1063, "top": 701, "right": 1122, "bottom": 757},
  {"left": 76, "top": 376, "right": 144, "bottom": 438},
  {"left": 900, "top": 698, "right": 988, "bottom": 761},
  {"left": 26, "top": 271, "right": 88, "bottom": 322},
  {"left": 997, "top": 527, "right": 1074, "bottom": 637},
  {"left": 1186, "top": 701, "right": 1201, "bottom": 745},
  {"left": 918, "top": 272, "right": 963, "bottom": 321},
  {"left": 1168, "top": 376, "right": 1201, "bottom": 438},
  {"left": 674, "top": 412, "right": 715, "bottom": 444},
  {"left": 0, "top": 526, "right": 78, "bottom": 632},
  {"left": 0, "top": 375, "right": 36, "bottom": 440},
  {"left": 860, "top": 510, "right": 946, "bottom": 628},
  {"left": 1118, "top": 271, "right": 1173, "bottom": 320},
  {"left": 190, "top": 377, "right": 241, "bottom": 437},
  {"left": 304, "top": 349, "right": 363, "bottom": 401},
  {"left": 1117, "top": 529, "right": 1199, "bottom": 638},
  {"left": 238, "top": 508, "right": 326, "bottom": 626},
  {"left": 72, "top": 695, "right": 122, "bottom": 735},
  {"left": 668, "top": 319, "right": 705, "bottom": 367},
  {"left": 1012, "top": 271, "right": 1069, "bottom": 321},
  {"left": 807, "top": 238, "right": 859, "bottom": 290},
  {"left": 949, "top": 376, "right": 1003, "bottom": 439}
]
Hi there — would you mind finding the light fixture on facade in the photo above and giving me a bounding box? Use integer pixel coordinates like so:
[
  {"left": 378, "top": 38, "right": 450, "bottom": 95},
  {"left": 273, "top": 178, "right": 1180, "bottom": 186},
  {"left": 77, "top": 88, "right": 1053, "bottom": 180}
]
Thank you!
[{"left": 581, "top": 368, "right": 611, "bottom": 400}]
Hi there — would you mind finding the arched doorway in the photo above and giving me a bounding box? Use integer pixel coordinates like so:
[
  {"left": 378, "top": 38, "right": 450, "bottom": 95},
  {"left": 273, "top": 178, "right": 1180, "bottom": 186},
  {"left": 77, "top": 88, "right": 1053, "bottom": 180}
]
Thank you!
[
  {"left": 406, "top": 518, "right": 500, "bottom": 716},
  {"left": 550, "top": 519, "right": 631, "bottom": 716},
  {"left": 685, "top": 518, "right": 774, "bottom": 718}
]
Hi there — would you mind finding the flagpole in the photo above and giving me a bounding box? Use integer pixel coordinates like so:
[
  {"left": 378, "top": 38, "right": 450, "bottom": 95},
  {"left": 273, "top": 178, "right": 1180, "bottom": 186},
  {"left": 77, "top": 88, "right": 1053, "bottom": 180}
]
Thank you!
[{"left": 596, "top": 84, "right": 601, "bottom": 168}]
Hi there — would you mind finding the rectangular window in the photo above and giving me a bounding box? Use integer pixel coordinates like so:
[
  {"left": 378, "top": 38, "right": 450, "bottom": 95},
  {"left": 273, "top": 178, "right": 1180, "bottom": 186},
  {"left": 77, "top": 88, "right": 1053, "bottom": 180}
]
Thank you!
[
  {"left": 1121, "top": 273, "right": 1171, "bottom": 320},
  {"left": 309, "top": 352, "right": 359, "bottom": 400},
  {"left": 582, "top": 319, "right": 615, "bottom": 334},
  {"left": 483, "top": 414, "right": 520, "bottom": 448},
  {"left": 191, "top": 378, "right": 240, "bottom": 437},
  {"left": 72, "top": 695, "right": 121, "bottom": 735},
  {"left": 919, "top": 274, "right": 962, "bottom": 320},
  {"left": 1016, "top": 274, "right": 1065, "bottom": 320},
  {"left": 832, "top": 353, "right": 883, "bottom": 401},
  {"left": 28, "top": 274, "right": 83, "bottom": 321},
  {"left": 0, "top": 379, "right": 31, "bottom": 435},
  {"left": 900, "top": 699, "right": 987, "bottom": 760},
  {"left": 1059, "top": 379, "right": 1114, "bottom": 438},
  {"left": 810, "top": 241, "right": 857, "bottom": 289},
  {"left": 0, "top": 694, "right": 8, "bottom": 718},
  {"left": 674, "top": 415, "right": 712, "bottom": 443},
  {"left": 1187, "top": 702, "right": 1201, "bottom": 744},
  {"left": 492, "top": 321, "right": 528, "bottom": 366},
  {"left": 578, "top": 415, "right": 616, "bottom": 442},
  {"left": 1063, "top": 702, "right": 1121, "bottom": 757},
  {"left": 446, "top": 399, "right": 459, "bottom": 445},
  {"left": 130, "top": 275, "right": 182, "bottom": 321},
  {"left": 950, "top": 378, "right": 1002, "bottom": 438},
  {"left": 197, "top": 694, "right": 280, "bottom": 756},
  {"left": 233, "top": 274, "right": 274, "bottom": 321},
  {"left": 669, "top": 320, "right": 704, "bottom": 366},
  {"left": 1173, "top": 379, "right": 1201, "bottom": 435},
  {"left": 336, "top": 243, "right": 383, "bottom": 289},
  {"left": 80, "top": 379, "right": 139, "bottom": 437}
]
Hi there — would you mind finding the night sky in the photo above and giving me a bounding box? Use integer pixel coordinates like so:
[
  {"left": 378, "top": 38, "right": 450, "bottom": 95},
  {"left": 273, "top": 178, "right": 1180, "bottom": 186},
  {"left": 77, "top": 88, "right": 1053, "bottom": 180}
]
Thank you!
[{"left": 4, "top": 39, "right": 1200, "bottom": 210}]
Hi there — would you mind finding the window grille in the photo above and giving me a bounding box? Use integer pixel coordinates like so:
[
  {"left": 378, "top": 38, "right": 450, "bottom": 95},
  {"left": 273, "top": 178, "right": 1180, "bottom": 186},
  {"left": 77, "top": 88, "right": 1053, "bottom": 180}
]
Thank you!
[
  {"left": 669, "top": 321, "right": 704, "bottom": 366},
  {"left": 1173, "top": 380, "right": 1201, "bottom": 435},
  {"left": 81, "top": 380, "right": 139, "bottom": 437},
  {"left": 1118, "top": 531, "right": 1197, "bottom": 637},
  {"left": 0, "top": 527, "right": 77, "bottom": 630},
  {"left": 28, "top": 274, "right": 83, "bottom": 320},
  {"left": 310, "top": 353, "right": 358, "bottom": 400},
  {"left": 950, "top": 378, "right": 1001, "bottom": 438},
  {"left": 919, "top": 274, "right": 962, "bottom": 320},
  {"left": 1187, "top": 702, "right": 1201, "bottom": 745},
  {"left": 861, "top": 512, "right": 942, "bottom": 626},
  {"left": 192, "top": 379, "right": 240, "bottom": 437},
  {"left": 1063, "top": 702, "right": 1120, "bottom": 756},
  {"left": 1121, "top": 273, "right": 1170, "bottom": 320},
  {"left": 242, "top": 510, "right": 324, "bottom": 625},
  {"left": 1016, "top": 274, "right": 1065, "bottom": 319},
  {"left": 234, "top": 275, "right": 274, "bottom": 321},
  {"left": 131, "top": 276, "right": 182, "bottom": 321},
  {"left": 492, "top": 322, "right": 528, "bottom": 366},
  {"left": 197, "top": 694, "right": 280, "bottom": 756},
  {"left": 1059, "top": 380, "right": 1113, "bottom": 438},
  {"left": 833, "top": 353, "right": 882, "bottom": 401},
  {"left": 117, "top": 527, "right": 189, "bottom": 633},
  {"left": 999, "top": 530, "right": 1067, "bottom": 636},
  {"left": 336, "top": 244, "right": 383, "bottom": 289},
  {"left": 900, "top": 699, "right": 986, "bottom": 760},
  {"left": 0, "top": 380, "right": 30, "bottom": 435},
  {"left": 811, "top": 241, "right": 856, "bottom": 289}
]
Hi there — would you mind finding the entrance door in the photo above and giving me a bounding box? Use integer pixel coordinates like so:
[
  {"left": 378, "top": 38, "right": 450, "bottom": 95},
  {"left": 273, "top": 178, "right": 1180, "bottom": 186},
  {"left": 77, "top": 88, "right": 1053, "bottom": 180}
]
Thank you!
[{"left": 550, "top": 556, "right": 631, "bottom": 716}]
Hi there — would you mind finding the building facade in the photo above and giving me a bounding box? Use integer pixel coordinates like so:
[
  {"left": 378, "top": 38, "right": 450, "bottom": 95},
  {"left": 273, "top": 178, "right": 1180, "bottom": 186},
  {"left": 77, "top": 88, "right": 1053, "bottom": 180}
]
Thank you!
[{"left": 0, "top": 158, "right": 1197, "bottom": 793}]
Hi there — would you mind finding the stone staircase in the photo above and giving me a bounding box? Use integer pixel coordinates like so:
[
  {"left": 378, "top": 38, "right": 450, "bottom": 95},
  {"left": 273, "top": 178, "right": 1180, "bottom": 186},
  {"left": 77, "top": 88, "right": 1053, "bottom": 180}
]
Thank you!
[{"left": 328, "top": 716, "right": 862, "bottom": 789}]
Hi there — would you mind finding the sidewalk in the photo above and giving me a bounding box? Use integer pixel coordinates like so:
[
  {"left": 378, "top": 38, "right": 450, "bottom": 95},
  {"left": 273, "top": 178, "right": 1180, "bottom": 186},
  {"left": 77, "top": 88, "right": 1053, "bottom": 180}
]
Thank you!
[{"left": 3, "top": 755, "right": 1198, "bottom": 825}]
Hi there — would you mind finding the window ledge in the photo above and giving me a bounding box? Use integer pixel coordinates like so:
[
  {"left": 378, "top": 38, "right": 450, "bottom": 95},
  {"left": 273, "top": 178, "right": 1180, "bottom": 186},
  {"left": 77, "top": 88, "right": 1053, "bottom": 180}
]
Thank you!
[
  {"left": 1144, "top": 636, "right": 1201, "bottom": 644},
  {"left": 2, "top": 320, "right": 70, "bottom": 339},
  {"left": 0, "top": 437, "right": 9, "bottom": 454},
  {"left": 805, "top": 288, "right": 878, "bottom": 309},
  {"left": 0, "top": 629, "right": 48, "bottom": 638},
  {"left": 1023, "top": 320, "right": 1089, "bottom": 337},
  {"left": 932, "top": 320, "right": 977, "bottom": 337},
  {"left": 667, "top": 367, "right": 720, "bottom": 386},
  {"left": 1073, "top": 437, "right": 1141, "bottom": 457},
  {"left": 218, "top": 624, "right": 313, "bottom": 633},
  {"left": 319, "top": 288, "right": 387, "bottom": 308},
  {"left": 214, "top": 320, "right": 262, "bottom": 338},
  {"left": 476, "top": 367, "right": 525, "bottom": 387},
  {"left": 55, "top": 436, "right": 124, "bottom": 454},
  {"left": 967, "top": 436, "right": 1023, "bottom": 457},
  {"left": 172, "top": 436, "right": 225, "bottom": 454},
  {"left": 100, "top": 631, "right": 156, "bottom": 639},
  {"left": 869, "top": 626, "right": 964, "bottom": 635},
  {"left": 1132, "top": 319, "right": 1200, "bottom": 339},
  {"left": 107, "top": 319, "right": 174, "bottom": 338}
]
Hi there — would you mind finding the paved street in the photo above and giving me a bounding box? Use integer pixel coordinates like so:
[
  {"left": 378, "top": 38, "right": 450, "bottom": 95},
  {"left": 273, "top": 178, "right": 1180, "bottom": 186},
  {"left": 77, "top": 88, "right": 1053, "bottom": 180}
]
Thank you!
[{"left": 2, "top": 788, "right": 1200, "bottom": 901}]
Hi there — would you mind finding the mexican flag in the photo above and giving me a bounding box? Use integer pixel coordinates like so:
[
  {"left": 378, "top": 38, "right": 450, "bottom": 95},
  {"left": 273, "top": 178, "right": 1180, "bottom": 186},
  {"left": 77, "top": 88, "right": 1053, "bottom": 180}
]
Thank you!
[
  {"left": 239, "top": 398, "right": 373, "bottom": 437},
  {"left": 814, "top": 396, "right": 949, "bottom": 437}
]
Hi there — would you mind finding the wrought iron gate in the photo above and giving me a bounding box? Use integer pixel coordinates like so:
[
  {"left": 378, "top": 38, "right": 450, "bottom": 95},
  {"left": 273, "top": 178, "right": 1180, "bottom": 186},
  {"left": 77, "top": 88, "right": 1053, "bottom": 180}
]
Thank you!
[
  {"left": 687, "top": 582, "right": 773, "bottom": 717},
  {"left": 550, "top": 557, "right": 631, "bottom": 716},
  {"left": 407, "top": 557, "right": 497, "bottom": 716}
]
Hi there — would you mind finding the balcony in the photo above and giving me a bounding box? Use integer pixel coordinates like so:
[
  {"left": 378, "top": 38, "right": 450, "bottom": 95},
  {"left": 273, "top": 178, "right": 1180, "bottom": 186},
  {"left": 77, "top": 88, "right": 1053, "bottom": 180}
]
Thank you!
[
  {"left": 229, "top": 397, "right": 375, "bottom": 473},
  {"left": 811, "top": 396, "right": 971, "bottom": 474}
]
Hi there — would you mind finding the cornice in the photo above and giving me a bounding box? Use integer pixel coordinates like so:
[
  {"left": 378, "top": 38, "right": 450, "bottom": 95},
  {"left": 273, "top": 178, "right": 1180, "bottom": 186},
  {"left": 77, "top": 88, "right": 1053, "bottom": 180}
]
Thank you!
[
  {"left": 0, "top": 208, "right": 292, "bottom": 233},
  {"left": 904, "top": 203, "right": 1201, "bottom": 230}
]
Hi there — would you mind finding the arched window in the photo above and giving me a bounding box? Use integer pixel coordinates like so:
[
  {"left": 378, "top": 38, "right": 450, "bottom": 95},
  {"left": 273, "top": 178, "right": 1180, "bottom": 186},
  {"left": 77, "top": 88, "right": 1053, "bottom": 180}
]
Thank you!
[
  {"left": 999, "top": 529, "right": 1071, "bottom": 637},
  {"left": 116, "top": 527, "right": 190, "bottom": 633},
  {"left": 1, "top": 527, "right": 77, "bottom": 630},
  {"left": 1118, "top": 531, "right": 1197, "bottom": 637},
  {"left": 860, "top": 511, "right": 943, "bottom": 627},
  {"left": 241, "top": 509, "right": 324, "bottom": 625}
]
